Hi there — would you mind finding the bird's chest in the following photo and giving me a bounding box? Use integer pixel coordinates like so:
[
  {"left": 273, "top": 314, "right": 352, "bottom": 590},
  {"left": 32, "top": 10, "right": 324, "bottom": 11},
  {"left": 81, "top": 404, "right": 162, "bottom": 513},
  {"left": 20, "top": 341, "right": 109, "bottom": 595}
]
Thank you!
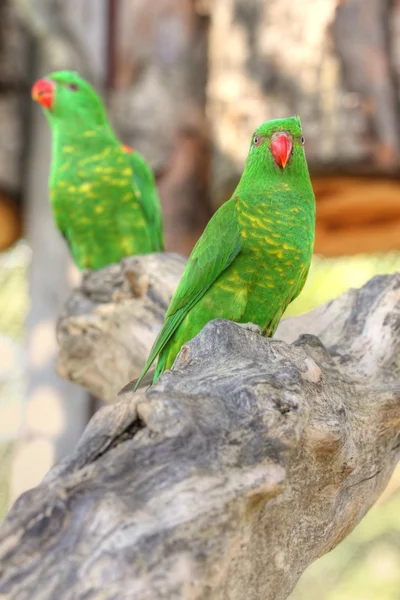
[
  {"left": 50, "top": 148, "right": 132, "bottom": 222},
  {"left": 239, "top": 207, "right": 311, "bottom": 281}
]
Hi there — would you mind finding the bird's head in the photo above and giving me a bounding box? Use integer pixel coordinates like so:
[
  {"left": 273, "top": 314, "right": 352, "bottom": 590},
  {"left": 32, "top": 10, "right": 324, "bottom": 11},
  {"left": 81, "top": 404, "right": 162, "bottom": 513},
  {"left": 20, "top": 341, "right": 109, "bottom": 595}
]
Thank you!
[
  {"left": 31, "top": 71, "right": 107, "bottom": 129},
  {"left": 244, "top": 116, "right": 309, "bottom": 181}
]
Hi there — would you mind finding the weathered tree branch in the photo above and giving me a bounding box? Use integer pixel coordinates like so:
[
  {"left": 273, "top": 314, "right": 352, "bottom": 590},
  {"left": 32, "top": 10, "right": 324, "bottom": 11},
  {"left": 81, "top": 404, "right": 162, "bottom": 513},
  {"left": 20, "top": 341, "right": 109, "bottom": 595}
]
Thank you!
[
  {"left": 56, "top": 253, "right": 185, "bottom": 401},
  {"left": 1, "top": 264, "right": 400, "bottom": 599}
]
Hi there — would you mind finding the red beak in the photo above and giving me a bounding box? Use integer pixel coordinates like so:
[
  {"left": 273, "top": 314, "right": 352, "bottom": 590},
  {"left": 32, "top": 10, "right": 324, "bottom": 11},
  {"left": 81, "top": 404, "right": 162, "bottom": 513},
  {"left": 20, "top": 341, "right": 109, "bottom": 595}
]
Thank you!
[
  {"left": 270, "top": 133, "right": 293, "bottom": 169},
  {"left": 31, "top": 78, "right": 55, "bottom": 110}
]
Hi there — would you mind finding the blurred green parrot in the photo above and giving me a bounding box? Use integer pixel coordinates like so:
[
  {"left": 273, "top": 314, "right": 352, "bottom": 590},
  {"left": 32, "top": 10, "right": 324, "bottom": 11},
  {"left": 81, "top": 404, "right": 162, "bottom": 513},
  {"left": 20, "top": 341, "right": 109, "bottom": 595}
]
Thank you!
[{"left": 32, "top": 71, "right": 163, "bottom": 270}]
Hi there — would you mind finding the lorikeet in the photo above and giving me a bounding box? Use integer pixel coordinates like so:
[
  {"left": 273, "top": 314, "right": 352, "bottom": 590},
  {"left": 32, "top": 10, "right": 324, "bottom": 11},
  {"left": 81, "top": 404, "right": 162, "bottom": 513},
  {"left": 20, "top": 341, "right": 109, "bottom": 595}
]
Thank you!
[
  {"left": 31, "top": 71, "right": 163, "bottom": 270},
  {"left": 129, "top": 116, "right": 315, "bottom": 390}
]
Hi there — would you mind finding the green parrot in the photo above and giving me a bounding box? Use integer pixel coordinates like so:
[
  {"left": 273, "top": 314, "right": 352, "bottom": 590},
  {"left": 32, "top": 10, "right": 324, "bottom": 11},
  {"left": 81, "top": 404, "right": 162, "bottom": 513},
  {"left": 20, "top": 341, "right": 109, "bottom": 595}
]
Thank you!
[
  {"left": 128, "top": 116, "right": 315, "bottom": 391},
  {"left": 31, "top": 71, "right": 163, "bottom": 270}
]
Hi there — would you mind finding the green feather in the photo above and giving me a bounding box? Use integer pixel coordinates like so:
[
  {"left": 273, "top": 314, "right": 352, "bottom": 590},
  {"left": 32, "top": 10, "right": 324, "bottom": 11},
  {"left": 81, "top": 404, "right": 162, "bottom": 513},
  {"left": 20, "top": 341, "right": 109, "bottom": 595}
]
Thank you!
[
  {"left": 134, "top": 199, "right": 241, "bottom": 389},
  {"left": 129, "top": 150, "right": 164, "bottom": 252}
]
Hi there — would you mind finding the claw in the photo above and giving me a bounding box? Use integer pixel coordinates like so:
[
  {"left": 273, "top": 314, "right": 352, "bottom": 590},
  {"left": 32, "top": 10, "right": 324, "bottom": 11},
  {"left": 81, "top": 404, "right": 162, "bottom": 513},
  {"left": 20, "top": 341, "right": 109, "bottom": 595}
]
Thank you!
[{"left": 235, "top": 321, "right": 262, "bottom": 335}]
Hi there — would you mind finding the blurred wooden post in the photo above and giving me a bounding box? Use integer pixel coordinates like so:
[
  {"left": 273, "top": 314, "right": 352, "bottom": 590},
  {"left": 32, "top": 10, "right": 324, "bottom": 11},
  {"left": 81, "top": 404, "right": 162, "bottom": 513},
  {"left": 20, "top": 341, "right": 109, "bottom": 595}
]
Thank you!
[
  {"left": 10, "top": 0, "right": 108, "bottom": 501},
  {"left": 208, "top": 0, "right": 400, "bottom": 255},
  {"left": 0, "top": 0, "right": 26, "bottom": 250},
  {"left": 109, "top": 0, "right": 212, "bottom": 256}
]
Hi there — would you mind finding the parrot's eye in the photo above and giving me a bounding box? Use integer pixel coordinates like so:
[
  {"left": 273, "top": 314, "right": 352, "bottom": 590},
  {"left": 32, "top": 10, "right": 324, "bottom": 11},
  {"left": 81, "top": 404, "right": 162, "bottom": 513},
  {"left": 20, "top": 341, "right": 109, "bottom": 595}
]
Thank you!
[
  {"left": 66, "top": 83, "right": 79, "bottom": 92},
  {"left": 253, "top": 135, "right": 262, "bottom": 147},
  {"left": 300, "top": 136, "right": 305, "bottom": 145}
]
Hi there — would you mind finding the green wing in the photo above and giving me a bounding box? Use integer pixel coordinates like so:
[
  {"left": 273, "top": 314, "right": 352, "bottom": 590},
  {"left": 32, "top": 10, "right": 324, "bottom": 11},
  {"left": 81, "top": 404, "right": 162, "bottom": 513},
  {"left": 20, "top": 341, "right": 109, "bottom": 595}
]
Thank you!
[
  {"left": 128, "top": 150, "right": 164, "bottom": 251},
  {"left": 50, "top": 199, "right": 80, "bottom": 266},
  {"left": 290, "top": 260, "right": 311, "bottom": 304},
  {"left": 134, "top": 197, "right": 242, "bottom": 389}
]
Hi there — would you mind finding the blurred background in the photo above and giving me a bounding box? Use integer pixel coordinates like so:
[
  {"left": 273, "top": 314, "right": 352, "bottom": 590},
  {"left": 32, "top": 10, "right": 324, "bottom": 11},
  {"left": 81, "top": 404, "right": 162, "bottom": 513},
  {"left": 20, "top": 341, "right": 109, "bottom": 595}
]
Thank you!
[{"left": 0, "top": 0, "right": 400, "bottom": 597}]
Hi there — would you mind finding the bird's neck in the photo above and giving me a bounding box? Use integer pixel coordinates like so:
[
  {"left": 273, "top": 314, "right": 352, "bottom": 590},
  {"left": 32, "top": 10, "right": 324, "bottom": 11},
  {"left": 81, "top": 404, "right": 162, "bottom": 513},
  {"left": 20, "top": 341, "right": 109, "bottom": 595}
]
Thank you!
[
  {"left": 236, "top": 167, "right": 314, "bottom": 205},
  {"left": 52, "top": 121, "right": 118, "bottom": 158}
]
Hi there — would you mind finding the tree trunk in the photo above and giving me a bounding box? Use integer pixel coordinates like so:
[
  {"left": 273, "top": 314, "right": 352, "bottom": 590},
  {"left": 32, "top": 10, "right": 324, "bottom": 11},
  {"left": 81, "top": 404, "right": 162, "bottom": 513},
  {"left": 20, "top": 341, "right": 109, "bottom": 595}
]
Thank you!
[
  {"left": 1, "top": 261, "right": 399, "bottom": 600},
  {"left": 56, "top": 253, "right": 185, "bottom": 402}
]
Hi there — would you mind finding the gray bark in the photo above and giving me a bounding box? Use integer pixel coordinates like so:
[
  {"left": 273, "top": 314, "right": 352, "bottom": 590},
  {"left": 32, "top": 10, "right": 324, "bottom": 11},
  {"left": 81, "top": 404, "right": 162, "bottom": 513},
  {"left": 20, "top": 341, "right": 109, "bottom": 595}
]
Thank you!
[
  {"left": 56, "top": 253, "right": 186, "bottom": 402},
  {"left": 0, "top": 266, "right": 399, "bottom": 600}
]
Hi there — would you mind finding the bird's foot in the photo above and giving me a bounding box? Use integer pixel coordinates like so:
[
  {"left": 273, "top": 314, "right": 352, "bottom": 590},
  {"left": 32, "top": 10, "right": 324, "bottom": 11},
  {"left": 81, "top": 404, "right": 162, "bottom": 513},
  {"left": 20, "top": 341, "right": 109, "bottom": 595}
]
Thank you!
[{"left": 235, "top": 321, "right": 263, "bottom": 335}]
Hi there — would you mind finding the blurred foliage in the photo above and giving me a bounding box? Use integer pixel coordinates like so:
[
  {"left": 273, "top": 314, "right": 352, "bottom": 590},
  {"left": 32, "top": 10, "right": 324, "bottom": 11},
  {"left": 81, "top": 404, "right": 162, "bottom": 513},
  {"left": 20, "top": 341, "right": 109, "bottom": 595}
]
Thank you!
[
  {"left": 0, "top": 442, "right": 13, "bottom": 522},
  {"left": 0, "top": 242, "right": 30, "bottom": 339},
  {"left": 0, "top": 242, "right": 30, "bottom": 522}
]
